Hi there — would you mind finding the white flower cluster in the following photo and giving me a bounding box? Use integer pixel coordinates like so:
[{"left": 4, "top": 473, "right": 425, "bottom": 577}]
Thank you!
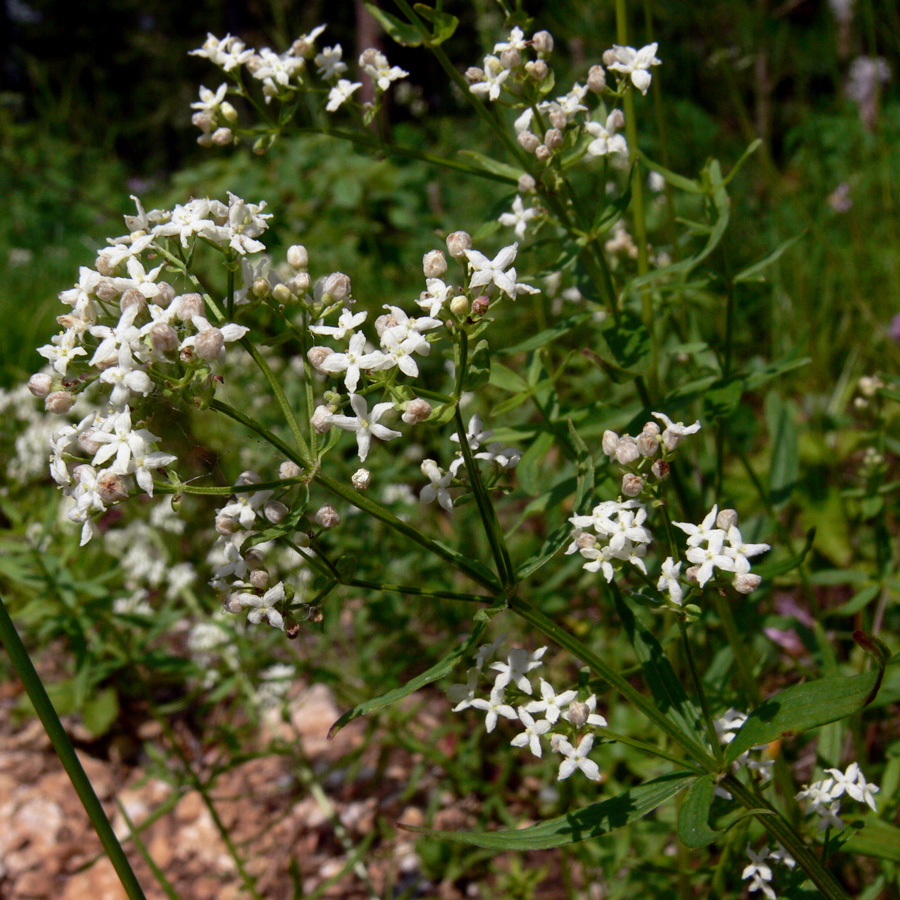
[
  {"left": 796, "top": 762, "right": 880, "bottom": 829},
  {"left": 566, "top": 498, "right": 652, "bottom": 583},
  {"left": 742, "top": 843, "right": 796, "bottom": 900},
  {"left": 448, "top": 639, "right": 608, "bottom": 782},
  {"left": 30, "top": 194, "right": 262, "bottom": 544}
]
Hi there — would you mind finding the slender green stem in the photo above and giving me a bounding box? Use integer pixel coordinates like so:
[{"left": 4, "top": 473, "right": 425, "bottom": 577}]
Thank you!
[
  {"left": 0, "top": 594, "right": 148, "bottom": 900},
  {"left": 595, "top": 726, "right": 706, "bottom": 773},
  {"left": 677, "top": 619, "right": 724, "bottom": 764},
  {"left": 209, "top": 398, "right": 306, "bottom": 471},
  {"left": 709, "top": 587, "right": 760, "bottom": 707},
  {"left": 346, "top": 578, "right": 490, "bottom": 605}
]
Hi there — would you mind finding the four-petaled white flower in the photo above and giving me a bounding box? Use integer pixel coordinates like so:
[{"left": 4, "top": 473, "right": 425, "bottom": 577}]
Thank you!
[
  {"left": 470, "top": 684, "right": 517, "bottom": 733},
  {"left": 238, "top": 581, "right": 286, "bottom": 630},
  {"left": 470, "top": 56, "right": 509, "bottom": 101},
  {"left": 651, "top": 410, "right": 701, "bottom": 450},
  {"left": 326, "top": 79, "right": 361, "bottom": 112},
  {"left": 318, "top": 332, "right": 388, "bottom": 392},
  {"left": 499, "top": 195, "right": 539, "bottom": 239},
  {"left": 525, "top": 679, "right": 577, "bottom": 724},
  {"left": 329, "top": 392, "right": 401, "bottom": 462},
  {"left": 657, "top": 556, "right": 684, "bottom": 605},
  {"left": 585, "top": 112, "right": 628, "bottom": 157},
  {"left": 309, "top": 307, "right": 367, "bottom": 340},
  {"left": 420, "top": 459, "right": 453, "bottom": 511},
  {"left": 825, "top": 763, "right": 880, "bottom": 811},
  {"left": 490, "top": 646, "right": 547, "bottom": 694},
  {"left": 465, "top": 243, "right": 520, "bottom": 297},
  {"left": 556, "top": 734, "right": 601, "bottom": 781},
  {"left": 607, "top": 42, "right": 662, "bottom": 95},
  {"left": 511, "top": 707, "right": 551, "bottom": 757}
]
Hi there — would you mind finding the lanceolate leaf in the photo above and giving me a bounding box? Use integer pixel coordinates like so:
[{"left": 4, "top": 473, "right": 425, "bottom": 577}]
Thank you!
[
  {"left": 402, "top": 771, "right": 696, "bottom": 850},
  {"left": 678, "top": 775, "right": 722, "bottom": 847},
  {"left": 725, "top": 669, "right": 884, "bottom": 764}
]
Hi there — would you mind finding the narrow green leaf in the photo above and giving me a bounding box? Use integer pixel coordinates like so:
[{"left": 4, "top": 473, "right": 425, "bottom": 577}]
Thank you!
[
  {"left": 363, "top": 2, "right": 423, "bottom": 45},
  {"left": 403, "top": 772, "right": 696, "bottom": 849},
  {"left": 678, "top": 775, "right": 722, "bottom": 847},
  {"left": 489, "top": 361, "right": 529, "bottom": 392},
  {"left": 766, "top": 392, "right": 799, "bottom": 507},
  {"left": 328, "top": 622, "right": 488, "bottom": 738},
  {"left": 516, "top": 431, "right": 555, "bottom": 496},
  {"left": 456, "top": 149, "right": 521, "bottom": 183},
  {"left": 637, "top": 152, "right": 703, "bottom": 194},
  {"left": 413, "top": 4, "right": 459, "bottom": 43},
  {"left": 499, "top": 313, "right": 592, "bottom": 355},
  {"left": 725, "top": 670, "right": 884, "bottom": 764},
  {"left": 734, "top": 232, "right": 804, "bottom": 283},
  {"left": 841, "top": 818, "right": 900, "bottom": 862}
]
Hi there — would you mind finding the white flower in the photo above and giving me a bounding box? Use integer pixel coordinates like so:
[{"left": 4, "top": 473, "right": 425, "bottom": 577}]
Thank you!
[
  {"left": 237, "top": 582, "right": 286, "bottom": 630},
  {"left": 191, "top": 82, "right": 228, "bottom": 113},
  {"left": 360, "top": 49, "right": 408, "bottom": 91},
  {"left": 606, "top": 42, "right": 662, "bottom": 95},
  {"left": 493, "top": 27, "right": 527, "bottom": 54},
  {"left": 511, "top": 707, "right": 551, "bottom": 757},
  {"left": 446, "top": 669, "right": 478, "bottom": 711},
  {"left": 465, "top": 243, "right": 519, "bottom": 297},
  {"left": 37, "top": 330, "right": 87, "bottom": 375},
  {"left": 555, "top": 734, "right": 601, "bottom": 781},
  {"left": 470, "top": 684, "right": 517, "bottom": 733},
  {"left": 498, "top": 195, "right": 539, "bottom": 239},
  {"left": 490, "top": 646, "right": 546, "bottom": 695},
  {"left": 825, "top": 763, "right": 880, "bottom": 811},
  {"left": 651, "top": 410, "right": 701, "bottom": 450},
  {"left": 190, "top": 33, "right": 254, "bottom": 72},
  {"left": 673, "top": 505, "right": 723, "bottom": 548},
  {"left": 685, "top": 531, "right": 735, "bottom": 587},
  {"left": 585, "top": 112, "right": 628, "bottom": 157},
  {"left": 315, "top": 45, "right": 347, "bottom": 80},
  {"left": 524, "top": 679, "right": 577, "bottom": 724},
  {"left": 657, "top": 556, "right": 684, "bottom": 605},
  {"left": 326, "top": 79, "right": 361, "bottom": 112},
  {"left": 724, "top": 526, "right": 771, "bottom": 573},
  {"left": 317, "top": 332, "right": 389, "bottom": 393},
  {"left": 420, "top": 459, "right": 453, "bottom": 511},
  {"left": 329, "top": 393, "right": 401, "bottom": 462},
  {"left": 742, "top": 846, "right": 773, "bottom": 885},
  {"left": 309, "top": 307, "right": 367, "bottom": 339},
  {"left": 470, "top": 55, "right": 509, "bottom": 101}
]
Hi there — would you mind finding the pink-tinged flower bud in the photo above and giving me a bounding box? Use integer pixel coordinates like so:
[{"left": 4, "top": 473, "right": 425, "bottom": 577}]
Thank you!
[
  {"left": 402, "top": 398, "right": 432, "bottom": 424},
  {"left": 120, "top": 288, "right": 146, "bottom": 314},
  {"left": 636, "top": 432, "right": 659, "bottom": 457},
  {"left": 265, "top": 500, "right": 289, "bottom": 523},
  {"left": 567, "top": 700, "right": 589, "bottom": 728},
  {"left": 236, "top": 470, "right": 262, "bottom": 486},
  {"left": 150, "top": 323, "right": 179, "bottom": 353},
  {"left": 215, "top": 515, "right": 238, "bottom": 535},
  {"left": 518, "top": 130, "right": 540, "bottom": 153},
  {"left": 622, "top": 473, "right": 644, "bottom": 497},
  {"left": 192, "top": 111, "right": 214, "bottom": 132},
  {"left": 734, "top": 573, "right": 762, "bottom": 594},
  {"left": 272, "top": 283, "right": 294, "bottom": 304},
  {"left": 472, "top": 295, "right": 490, "bottom": 316},
  {"left": 291, "top": 37, "right": 315, "bottom": 57},
  {"left": 524, "top": 60, "right": 549, "bottom": 81},
  {"left": 307, "top": 346, "right": 333, "bottom": 373},
  {"left": 642, "top": 421, "right": 661, "bottom": 436},
  {"left": 716, "top": 508, "right": 739, "bottom": 530},
  {"left": 449, "top": 295, "right": 468, "bottom": 317},
  {"left": 685, "top": 565, "right": 701, "bottom": 585},
  {"left": 615, "top": 436, "right": 640, "bottom": 465},
  {"left": 535, "top": 144, "right": 552, "bottom": 162},
  {"left": 374, "top": 313, "right": 399, "bottom": 337},
  {"left": 223, "top": 595, "right": 244, "bottom": 614},
  {"left": 651, "top": 458, "right": 670, "bottom": 480},
  {"left": 244, "top": 548, "right": 265, "bottom": 569},
  {"left": 464, "top": 66, "right": 484, "bottom": 85},
  {"left": 518, "top": 173, "right": 536, "bottom": 193},
  {"left": 532, "top": 30, "right": 554, "bottom": 54},
  {"left": 446, "top": 231, "right": 472, "bottom": 258},
  {"left": 45, "top": 391, "right": 75, "bottom": 414},
  {"left": 95, "top": 256, "right": 115, "bottom": 277},
  {"left": 250, "top": 568, "right": 270, "bottom": 590},
  {"left": 602, "top": 48, "right": 618, "bottom": 67},
  {"left": 602, "top": 430, "right": 620, "bottom": 457},
  {"left": 95, "top": 280, "right": 119, "bottom": 303},
  {"left": 155, "top": 283, "right": 176, "bottom": 308},
  {"left": 287, "top": 272, "right": 311, "bottom": 294},
  {"left": 423, "top": 249, "right": 447, "bottom": 278},
  {"left": 97, "top": 470, "right": 129, "bottom": 504},
  {"left": 544, "top": 127, "right": 564, "bottom": 149},
  {"left": 279, "top": 460, "right": 302, "bottom": 479},
  {"left": 177, "top": 293, "right": 204, "bottom": 322},
  {"left": 587, "top": 64, "right": 607, "bottom": 93},
  {"left": 195, "top": 327, "right": 224, "bottom": 360},
  {"left": 576, "top": 532, "right": 597, "bottom": 550},
  {"left": 351, "top": 468, "right": 371, "bottom": 490},
  {"left": 323, "top": 272, "right": 351, "bottom": 302},
  {"left": 608, "top": 109, "right": 625, "bottom": 131},
  {"left": 27, "top": 373, "right": 53, "bottom": 398},
  {"left": 315, "top": 504, "right": 340, "bottom": 529},
  {"left": 549, "top": 110, "right": 567, "bottom": 130},
  {"left": 212, "top": 127, "right": 234, "bottom": 146},
  {"left": 78, "top": 431, "right": 103, "bottom": 455},
  {"left": 252, "top": 277, "right": 270, "bottom": 297},
  {"left": 287, "top": 244, "right": 309, "bottom": 269},
  {"left": 500, "top": 48, "right": 521, "bottom": 69},
  {"left": 311, "top": 404, "right": 334, "bottom": 433}
]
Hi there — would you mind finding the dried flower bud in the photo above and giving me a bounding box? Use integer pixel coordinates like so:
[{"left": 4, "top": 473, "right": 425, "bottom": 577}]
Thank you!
[
  {"left": 120, "top": 288, "right": 147, "bottom": 314},
  {"left": 351, "top": 468, "right": 371, "bottom": 490},
  {"left": 216, "top": 515, "right": 238, "bottom": 535},
  {"left": 622, "top": 473, "right": 644, "bottom": 497},
  {"left": 602, "top": 48, "right": 618, "bottom": 67},
  {"left": 716, "top": 508, "right": 739, "bottom": 530},
  {"left": 587, "top": 64, "right": 607, "bottom": 93},
  {"left": 287, "top": 244, "right": 309, "bottom": 269},
  {"left": 518, "top": 173, "right": 536, "bottom": 193},
  {"left": 402, "top": 398, "right": 432, "bottom": 424},
  {"left": 566, "top": 700, "right": 589, "bottom": 728},
  {"left": 315, "top": 504, "right": 341, "bottom": 529},
  {"left": 531, "top": 30, "right": 554, "bottom": 54},
  {"left": 250, "top": 568, "right": 270, "bottom": 590},
  {"left": 615, "top": 436, "right": 640, "bottom": 465},
  {"left": 97, "top": 470, "right": 129, "bottom": 504},
  {"left": 156, "top": 283, "right": 176, "bottom": 308},
  {"left": 150, "top": 323, "right": 179, "bottom": 353},
  {"left": 449, "top": 295, "right": 468, "bottom": 317},
  {"left": 307, "top": 346, "right": 334, "bottom": 373},
  {"left": 544, "top": 127, "right": 564, "bottom": 150},
  {"left": 308, "top": 606, "right": 323, "bottom": 624},
  {"left": 195, "top": 327, "right": 224, "bottom": 360},
  {"left": 517, "top": 130, "right": 541, "bottom": 153},
  {"left": 422, "top": 249, "right": 447, "bottom": 278},
  {"left": 322, "top": 272, "right": 351, "bottom": 302},
  {"left": 27, "top": 373, "right": 53, "bottom": 398},
  {"left": 535, "top": 144, "right": 552, "bottom": 162},
  {"left": 500, "top": 48, "right": 521, "bottom": 69},
  {"left": 472, "top": 295, "right": 490, "bottom": 316},
  {"left": 311, "top": 404, "right": 334, "bottom": 433},
  {"left": 446, "top": 231, "right": 472, "bottom": 258},
  {"left": 651, "top": 459, "right": 670, "bottom": 480},
  {"left": 287, "top": 272, "right": 311, "bottom": 294},
  {"left": 525, "top": 59, "right": 548, "bottom": 80},
  {"left": 212, "top": 127, "right": 234, "bottom": 146},
  {"left": 45, "top": 391, "right": 75, "bottom": 414},
  {"left": 280, "top": 460, "right": 302, "bottom": 479},
  {"left": 265, "top": 500, "right": 289, "bottom": 523},
  {"left": 464, "top": 66, "right": 484, "bottom": 85},
  {"left": 734, "top": 573, "right": 762, "bottom": 594},
  {"left": 636, "top": 432, "right": 659, "bottom": 457},
  {"left": 602, "top": 430, "right": 620, "bottom": 457},
  {"left": 178, "top": 293, "right": 204, "bottom": 321}
]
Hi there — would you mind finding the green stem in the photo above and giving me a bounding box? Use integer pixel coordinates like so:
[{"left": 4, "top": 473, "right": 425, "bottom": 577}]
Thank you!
[
  {"left": 209, "top": 398, "right": 306, "bottom": 471},
  {"left": 709, "top": 587, "right": 760, "bottom": 707},
  {"left": 0, "top": 594, "right": 148, "bottom": 900},
  {"left": 346, "top": 578, "right": 490, "bottom": 605},
  {"left": 678, "top": 619, "right": 724, "bottom": 764}
]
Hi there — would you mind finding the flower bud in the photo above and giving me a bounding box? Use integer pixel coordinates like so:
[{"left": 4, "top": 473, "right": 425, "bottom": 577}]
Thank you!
[
  {"left": 608, "top": 109, "right": 625, "bottom": 131},
  {"left": 250, "top": 568, "right": 270, "bottom": 590},
  {"left": 156, "top": 283, "right": 176, "bottom": 308},
  {"left": 288, "top": 272, "right": 311, "bottom": 294},
  {"left": 223, "top": 595, "right": 244, "bottom": 614},
  {"left": 120, "top": 288, "right": 146, "bottom": 314},
  {"left": 422, "top": 250, "right": 447, "bottom": 278},
  {"left": 575, "top": 532, "right": 597, "bottom": 550},
  {"left": 622, "top": 473, "right": 644, "bottom": 497},
  {"left": 322, "top": 272, "right": 351, "bottom": 302},
  {"left": 531, "top": 30, "right": 554, "bottom": 54},
  {"left": 271, "top": 283, "right": 294, "bottom": 304},
  {"left": 27, "top": 373, "right": 53, "bottom": 398},
  {"left": 500, "top": 48, "right": 520, "bottom": 69},
  {"left": 525, "top": 59, "right": 548, "bottom": 80},
  {"left": 315, "top": 504, "right": 341, "bottom": 529},
  {"left": 192, "top": 111, "right": 214, "bottom": 132},
  {"left": 602, "top": 48, "right": 618, "bottom": 67},
  {"left": 716, "top": 508, "right": 739, "bottom": 530},
  {"left": 544, "top": 127, "right": 564, "bottom": 150},
  {"left": 77, "top": 430, "right": 103, "bottom": 455},
  {"left": 587, "top": 64, "right": 607, "bottom": 93},
  {"left": 97, "top": 470, "right": 129, "bottom": 504},
  {"left": 287, "top": 244, "right": 309, "bottom": 269},
  {"left": 212, "top": 127, "right": 234, "bottom": 146},
  {"left": 264, "top": 500, "right": 289, "bottom": 523},
  {"left": 472, "top": 295, "right": 490, "bottom": 316},
  {"left": 734, "top": 573, "right": 762, "bottom": 594},
  {"left": 150, "top": 323, "right": 179, "bottom": 353},
  {"left": 307, "top": 346, "right": 334, "bottom": 373},
  {"left": 236, "top": 470, "right": 262, "bottom": 486},
  {"left": 45, "top": 391, "right": 75, "bottom": 414},
  {"left": 464, "top": 66, "right": 484, "bottom": 85},
  {"left": 517, "top": 130, "right": 540, "bottom": 153},
  {"left": 177, "top": 293, "right": 204, "bottom": 321},
  {"left": 220, "top": 100, "right": 238, "bottom": 123},
  {"left": 351, "top": 468, "right": 371, "bottom": 490},
  {"left": 402, "top": 398, "right": 432, "bottom": 424},
  {"left": 615, "top": 436, "right": 640, "bottom": 465},
  {"left": 311, "top": 404, "right": 334, "bottom": 433},
  {"left": 636, "top": 432, "right": 659, "bottom": 457},
  {"left": 280, "top": 460, "right": 302, "bottom": 479},
  {"left": 291, "top": 37, "right": 315, "bottom": 57},
  {"left": 642, "top": 421, "right": 661, "bottom": 436},
  {"left": 95, "top": 280, "right": 120, "bottom": 303},
  {"left": 566, "top": 700, "right": 589, "bottom": 728},
  {"left": 549, "top": 110, "right": 568, "bottom": 130},
  {"left": 195, "top": 327, "right": 224, "bottom": 360},
  {"left": 535, "top": 144, "right": 552, "bottom": 162},
  {"left": 244, "top": 548, "right": 266, "bottom": 569},
  {"left": 518, "top": 173, "right": 536, "bottom": 193},
  {"left": 601, "top": 430, "right": 620, "bottom": 457},
  {"left": 858, "top": 375, "right": 884, "bottom": 397},
  {"left": 449, "top": 295, "right": 468, "bottom": 317},
  {"left": 685, "top": 565, "right": 701, "bottom": 585},
  {"left": 446, "top": 231, "right": 472, "bottom": 258},
  {"left": 374, "top": 313, "right": 398, "bottom": 337},
  {"left": 216, "top": 515, "right": 238, "bottom": 535},
  {"left": 651, "top": 459, "right": 670, "bottom": 480},
  {"left": 252, "top": 277, "right": 270, "bottom": 297}
]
